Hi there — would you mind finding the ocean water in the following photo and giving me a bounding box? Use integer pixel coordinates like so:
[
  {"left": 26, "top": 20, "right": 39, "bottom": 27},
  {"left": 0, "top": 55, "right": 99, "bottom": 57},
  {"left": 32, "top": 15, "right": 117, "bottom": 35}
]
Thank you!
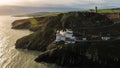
[{"left": 0, "top": 16, "right": 60, "bottom": 68}]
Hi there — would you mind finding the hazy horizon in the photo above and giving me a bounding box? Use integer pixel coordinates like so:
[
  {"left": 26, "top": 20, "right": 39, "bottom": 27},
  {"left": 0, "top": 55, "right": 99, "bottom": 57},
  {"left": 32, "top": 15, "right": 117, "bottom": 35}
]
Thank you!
[
  {"left": 0, "top": 0, "right": 120, "bottom": 15},
  {"left": 0, "top": 0, "right": 119, "bottom": 8}
]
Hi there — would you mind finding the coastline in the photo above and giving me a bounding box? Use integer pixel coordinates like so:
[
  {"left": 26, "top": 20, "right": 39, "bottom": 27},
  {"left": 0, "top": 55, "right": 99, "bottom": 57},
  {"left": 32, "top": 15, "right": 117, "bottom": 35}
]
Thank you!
[{"left": 12, "top": 11, "right": 120, "bottom": 67}]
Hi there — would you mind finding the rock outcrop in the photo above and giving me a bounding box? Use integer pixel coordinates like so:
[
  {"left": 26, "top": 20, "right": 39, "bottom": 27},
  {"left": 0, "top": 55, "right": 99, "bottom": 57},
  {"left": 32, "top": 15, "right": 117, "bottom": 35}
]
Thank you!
[
  {"left": 13, "top": 12, "right": 120, "bottom": 67},
  {"left": 15, "top": 12, "right": 114, "bottom": 51},
  {"left": 12, "top": 19, "right": 30, "bottom": 29},
  {"left": 12, "top": 17, "right": 49, "bottom": 31},
  {"left": 35, "top": 40, "right": 120, "bottom": 67}
]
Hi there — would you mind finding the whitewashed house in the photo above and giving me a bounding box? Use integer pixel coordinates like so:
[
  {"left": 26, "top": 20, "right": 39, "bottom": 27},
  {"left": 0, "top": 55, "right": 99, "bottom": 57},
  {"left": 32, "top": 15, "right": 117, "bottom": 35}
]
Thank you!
[
  {"left": 101, "top": 36, "right": 111, "bottom": 40},
  {"left": 56, "top": 30, "right": 111, "bottom": 44},
  {"left": 65, "top": 30, "right": 76, "bottom": 39},
  {"left": 65, "top": 30, "right": 73, "bottom": 38},
  {"left": 101, "top": 34, "right": 111, "bottom": 41},
  {"left": 82, "top": 37, "right": 87, "bottom": 41},
  {"left": 56, "top": 30, "right": 76, "bottom": 44},
  {"left": 56, "top": 30, "right": 66, "bottom": 41},
  {"left": 65, "top": 30, "right": 76, "bottom": 44},
  {"left": 56, "top": 29, "right": 88, "bottom": 44}
]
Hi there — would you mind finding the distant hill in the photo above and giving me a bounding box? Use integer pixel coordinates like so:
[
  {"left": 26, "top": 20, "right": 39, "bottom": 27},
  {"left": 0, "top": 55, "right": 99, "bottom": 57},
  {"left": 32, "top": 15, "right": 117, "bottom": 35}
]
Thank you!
[
  {"left": 13, "top": 12, "right": 50, "bottom": 17},
  {"left": 0, "top": 5, "right": 82, "bottom": 15}
]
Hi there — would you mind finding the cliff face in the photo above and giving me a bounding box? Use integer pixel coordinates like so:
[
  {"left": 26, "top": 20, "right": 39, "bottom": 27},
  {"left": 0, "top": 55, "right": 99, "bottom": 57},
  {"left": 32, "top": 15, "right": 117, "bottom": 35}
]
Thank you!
[
  {"left": 13, "top": 12, "right": 120, "bottom": 67},
  {"left": 35, "top": 41, "right": 120, "bottom": 67},
  {"left": 103, "top": 13, "right": 120, "bottom": 23},
  {"left": 12, "top": 12, "right": 116, "bottom": 30},
  {"left": 15, "top": 12, "right": 114, "bottom": 51},
  {"left": 12, "top": 13, "right": 120, "bottom": 31},
  {"left": 12, "top": 19, "right": 30, "bottom": 29},
  {"left": 12, "top": 17, "right": 49, "bottom": 31}
]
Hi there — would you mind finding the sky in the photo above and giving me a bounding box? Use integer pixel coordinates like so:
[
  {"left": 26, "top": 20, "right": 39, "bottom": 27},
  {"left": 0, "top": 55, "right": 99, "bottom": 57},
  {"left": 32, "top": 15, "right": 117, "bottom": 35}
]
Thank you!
[{"left": 0, "top": 0, "right": 120, "bottom": 9}]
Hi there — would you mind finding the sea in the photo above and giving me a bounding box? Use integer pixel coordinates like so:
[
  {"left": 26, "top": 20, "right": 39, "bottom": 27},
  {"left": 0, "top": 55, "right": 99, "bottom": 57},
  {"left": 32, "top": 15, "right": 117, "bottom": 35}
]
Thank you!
[{"left": 0, "top": 16, "right": 61, "bottom": 68}]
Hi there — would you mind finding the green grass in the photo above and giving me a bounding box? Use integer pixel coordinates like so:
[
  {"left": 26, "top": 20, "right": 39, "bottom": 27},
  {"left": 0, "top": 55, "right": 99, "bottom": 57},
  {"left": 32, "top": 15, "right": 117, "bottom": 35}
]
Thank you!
[
  {"left": 38, "top": 12, "right": 65, "bottom": 17},
  {"left": 98, "top": 9, "right": 120, "bottom": 13},
  {"left": 37, "top": 9, "right": 120, "bottom": 17},
  {"left": 87, "top": 8, "right": 120, "bottom": 13},
  {"left": 29, "top": 18, "right": 38, "bottom": 25}
]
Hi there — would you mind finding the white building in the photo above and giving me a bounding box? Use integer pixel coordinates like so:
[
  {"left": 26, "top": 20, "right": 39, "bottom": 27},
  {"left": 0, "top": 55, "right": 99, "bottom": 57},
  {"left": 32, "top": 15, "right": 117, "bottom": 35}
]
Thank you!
[
  {"left": 65, "top": 30, "right": 73, "bottom": 38},
  {"left": 56, "top": 30, "right": 65, "bottom": 41},
  {"left": 101, "top": 36, "right": 111, "bottom": 40},
  {"left": 82, "top": 37, "right": 87, "bottom": 41},
  {"left": 65, "top": 39, "right": 76, "bottom": 44},
  {"left": 56, "top": 30, "right": 76, "bottom": 44},
  {"left": 56, "top": 29, "right": 88, "bottom": 44},
  {"left": 56, "top": 34, "right": 65, "bottom": 41}
]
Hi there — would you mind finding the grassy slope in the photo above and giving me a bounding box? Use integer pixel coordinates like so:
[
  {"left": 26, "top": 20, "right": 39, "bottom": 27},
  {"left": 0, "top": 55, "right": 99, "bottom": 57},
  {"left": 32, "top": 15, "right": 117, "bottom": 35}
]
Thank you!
[
  {"left": 98, "top": 9, "right": 120, "bottom": 13},
  {"left": 30, "top": 8, "right": 119, "bottom": 26},
  {"left": 15, "top": 12, "right": 115, "bottom": 51},
  {"left": 13, "top": 8, "right": 120, "bottom": 29},
  {"left": 39, "top": 8, "right": 120, "bottom": 17},
  {"left": 27, "top": 8, "right": 120, "bottom": 26},
  {"left": 13, "top": 9, "right": 120, "bottom": 66}
]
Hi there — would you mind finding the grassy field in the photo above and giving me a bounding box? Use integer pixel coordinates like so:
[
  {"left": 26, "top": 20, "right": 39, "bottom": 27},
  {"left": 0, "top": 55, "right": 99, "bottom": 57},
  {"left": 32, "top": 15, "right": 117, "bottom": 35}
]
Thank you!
[
  {"left": 98, "top": 9, "right": 120, "bottom": 13},
  {"left": 87, "top": 8, "right": 120, "bottom": 13},
  {"left": 38, "top": 12, "right": 62, "bottom": 17},
  {"left": 39, "top": 8, "right": 120, "bottom": 17},
  {"left": 29, "top": 18, "right": 38, "bottom": 25}
]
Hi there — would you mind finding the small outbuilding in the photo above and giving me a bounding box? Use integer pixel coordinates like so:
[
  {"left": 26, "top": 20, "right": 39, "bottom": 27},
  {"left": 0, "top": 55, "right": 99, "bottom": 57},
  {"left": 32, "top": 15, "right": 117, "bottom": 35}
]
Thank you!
[{"left": 101, "top": 36, "right": 111, "bottom": 40}]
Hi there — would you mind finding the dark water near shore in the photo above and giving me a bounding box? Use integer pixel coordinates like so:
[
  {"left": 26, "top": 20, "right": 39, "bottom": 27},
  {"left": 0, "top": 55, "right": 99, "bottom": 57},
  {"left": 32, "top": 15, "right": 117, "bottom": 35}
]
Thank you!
[{"left": 0, "top": 16, "right": 61, "bottom": 68}]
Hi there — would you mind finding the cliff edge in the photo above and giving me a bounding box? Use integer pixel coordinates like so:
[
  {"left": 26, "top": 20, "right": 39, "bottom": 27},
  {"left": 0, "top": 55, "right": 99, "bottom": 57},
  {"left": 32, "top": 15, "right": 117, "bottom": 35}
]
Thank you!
[{"left": 13, "top": 12, "right": 120, "bottom": 67}]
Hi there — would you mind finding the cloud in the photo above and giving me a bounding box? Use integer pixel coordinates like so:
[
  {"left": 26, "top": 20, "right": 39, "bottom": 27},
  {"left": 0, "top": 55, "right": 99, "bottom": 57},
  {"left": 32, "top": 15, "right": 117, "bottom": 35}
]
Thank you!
[
  {"left": 21, "top": 0, "right": 105, "bottom": 7},
  {"left": 0, "top": 0, "right": 120, "bottom": 9},
  {"left": 0, "top": 0, "right": 105, "bottom": 6}
]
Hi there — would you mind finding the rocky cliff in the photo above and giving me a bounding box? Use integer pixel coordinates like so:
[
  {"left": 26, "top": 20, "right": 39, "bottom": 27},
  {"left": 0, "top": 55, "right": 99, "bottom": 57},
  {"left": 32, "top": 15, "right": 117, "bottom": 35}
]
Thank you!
[
  {"left": 12, "top": 17, "right": 49, "bottom": 31},
  {"left": 13, "top": 12, "right": 120, "bottom": 67},
  {"left": 15, "top": 12, "right": 114, "bottom": 51},
  {"left": 35, "top": 40, "right": 120, "bottom": 67}
]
